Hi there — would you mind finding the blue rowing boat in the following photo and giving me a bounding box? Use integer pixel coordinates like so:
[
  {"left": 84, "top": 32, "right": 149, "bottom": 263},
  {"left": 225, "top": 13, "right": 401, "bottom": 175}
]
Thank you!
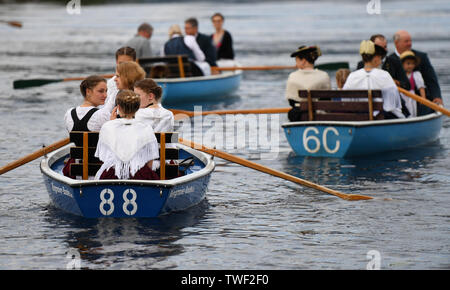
[
  {"left": 40, "top": 144, "right": 215, "bottom": 218},
  {"left": 282, "top": 112, "right": 443, "bottom": 158},
  {"left": 156, "top": 70, "right": 242, "bottom": 105}
]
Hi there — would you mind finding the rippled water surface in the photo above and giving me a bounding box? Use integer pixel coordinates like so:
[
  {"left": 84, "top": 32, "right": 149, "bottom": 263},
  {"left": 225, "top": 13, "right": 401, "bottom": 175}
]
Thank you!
[{"left": 0, "top": 0, "right": 449, "bottom": 269}]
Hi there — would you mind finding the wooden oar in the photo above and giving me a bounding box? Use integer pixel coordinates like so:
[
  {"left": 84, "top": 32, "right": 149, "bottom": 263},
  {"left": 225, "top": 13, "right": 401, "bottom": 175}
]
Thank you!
[
  {"left": 0, "top": 138, "right": 70, "bottom": 175},
  {"left": 13, "top": 74, "right": 115, "bottom": 89},
  {"left": 211, "top": 62, "right": 349, "bottom": 72},
  {"left": 397, "top": 87, "right": 450, "bottom": 117},
  {"left": 0, "top": 20, "right": 22, "bottom": 28},
  {"left": 179, "top": 138, "right": 373, "bottom": 201},
  {"left": 170, "top": 107, "right": 290, "bottom": 120}
]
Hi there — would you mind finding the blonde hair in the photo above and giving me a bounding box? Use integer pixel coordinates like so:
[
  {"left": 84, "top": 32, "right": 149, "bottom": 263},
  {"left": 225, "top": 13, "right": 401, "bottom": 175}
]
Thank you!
[
  {"left": 168, "top": 24, "right": 182, "bottom": 39},
  {"left": 116, "top": 90, "right": 140, "bottom": 116},
  {"left": 335, "top": 69, "right": 350, "bottom": 89},
  {"left": 116, "top": 61, "right": 146, "bottom": 90}
]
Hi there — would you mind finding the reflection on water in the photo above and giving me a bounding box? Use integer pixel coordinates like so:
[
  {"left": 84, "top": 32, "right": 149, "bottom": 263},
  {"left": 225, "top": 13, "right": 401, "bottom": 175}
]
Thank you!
[
  {"left": 284, "top": 139, "right": 445, "bottom": 186},
  {"left": 44, "top": 200, "right": 209, "bottom": 269}
]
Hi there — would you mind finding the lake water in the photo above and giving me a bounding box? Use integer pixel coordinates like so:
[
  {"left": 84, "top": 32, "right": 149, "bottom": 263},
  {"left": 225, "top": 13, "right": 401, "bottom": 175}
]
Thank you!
[{"left": 0, "top": 0, "right": 449, "bottom": 270}]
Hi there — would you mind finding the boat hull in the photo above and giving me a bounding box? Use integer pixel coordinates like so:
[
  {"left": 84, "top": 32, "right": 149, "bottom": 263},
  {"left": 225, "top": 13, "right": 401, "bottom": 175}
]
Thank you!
[
  {"left": 156, "top": 71, "right": 242, "bottom": 105},
  {"left": 40, "top": 144, "right": 214, "bottom": 218},
  {"left": 282, "top": 113, "right": 443, "bottom": 158}
]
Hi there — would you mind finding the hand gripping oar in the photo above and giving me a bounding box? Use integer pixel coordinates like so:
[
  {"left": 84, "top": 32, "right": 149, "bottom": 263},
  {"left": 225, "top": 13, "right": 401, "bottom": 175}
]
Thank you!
[
  {"left": 179, "top": 138, "right": 373, "bottom": 201},
  {"left": 397, "top": 87, "right": 450, "bottom": 117},
  {"left": 0, "top": 138, "right": 70, "bottom": 175},
  {"left": 13, "top": 74, "right": 115, "bottom": 89},
  {"left": 211, "top": 61, "right": 349, "bottom": 72}
]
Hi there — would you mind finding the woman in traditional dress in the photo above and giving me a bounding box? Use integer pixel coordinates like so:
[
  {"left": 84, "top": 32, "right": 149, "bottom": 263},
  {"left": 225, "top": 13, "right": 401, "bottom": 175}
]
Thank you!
[
  {"left": 62, "top": 75, "right": 114, "bottom": 178},
  {"left": 94, "top": 90, "right": 160, "bottom": 180},
  {"left": 285, "top": 45, "right": 331, "bottom": 121},
  {"left": 343, "top": 40, "right": 405, "bottom": 119},
  {"left": 134, "top": 78, "right": 174, "bottom": 133}
]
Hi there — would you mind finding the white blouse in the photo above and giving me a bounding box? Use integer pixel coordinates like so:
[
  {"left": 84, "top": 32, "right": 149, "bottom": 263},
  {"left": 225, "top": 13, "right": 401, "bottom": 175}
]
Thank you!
[
  {"left": 135, "top": 104, "right": 174, "bottom": 133},
  {"left": 343, "top": 68, "right": 405, "bottom": 118}
]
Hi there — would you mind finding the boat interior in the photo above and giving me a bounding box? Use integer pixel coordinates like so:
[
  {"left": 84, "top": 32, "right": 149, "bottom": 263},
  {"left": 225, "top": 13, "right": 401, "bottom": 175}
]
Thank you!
[
  {"left": 66, "top": 131, "right": 185, "bottom": 180},
  {"left": 138, "top": 55, "right": 202, "bottom": 78},
  {"left": 289, "top": 89, "right": 384, "bottom": 121}
]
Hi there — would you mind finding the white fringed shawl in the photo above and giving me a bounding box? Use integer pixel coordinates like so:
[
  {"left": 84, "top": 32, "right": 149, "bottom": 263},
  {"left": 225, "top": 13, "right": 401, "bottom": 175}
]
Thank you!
[{"left": 94, "top": 118, "right": 159, "bottom": 180}]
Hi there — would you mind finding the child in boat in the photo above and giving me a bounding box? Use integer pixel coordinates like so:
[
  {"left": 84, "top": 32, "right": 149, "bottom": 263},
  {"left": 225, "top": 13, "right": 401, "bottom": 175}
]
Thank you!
[
  {"left": 134, "top": 78, "right": 174, "bottom": 133},
  {"left": 343, "top": 40, "right": 405, "bottom": 119},
  {"left": 335, "top": 68, "right": 350, "bottom": 89},
  {"left": 399, "top": 50, "right": 426, "bottom": 117},
  {"left": 94, "top": 90, "right": 160, "bottom": 180}
]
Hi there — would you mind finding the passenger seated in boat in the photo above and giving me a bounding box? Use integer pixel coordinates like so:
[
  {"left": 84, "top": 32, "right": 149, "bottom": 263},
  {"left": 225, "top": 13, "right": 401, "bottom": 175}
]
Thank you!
[
  {"left": 335, "top": 68, "right": 350, "bottom": 89},
  {"left": 162, "top": 24, "right": 210, "bottom": 76},
  {"left": 399, "top": 50, "right": 426, "bottom": 117},
  {"left": 343, "top": 40, "right": 405, "bottom": 119},
  {"left": 63, "top": 75, "right": 115, "bottom": 178},
  {"left": 134, "top": 78, "right": 174, "bottom": 133},
  {"left": 104, "top": 46, "right": 137, "bottom": 107},
  {"left": 285, "top": 45, "right": 331, "bottom": 121},
  {"left": 94, "top": 90, "right": 160, "bottom": 180},
  {"left": 115, "top": 61, "right": 146, "bottom": 91}
]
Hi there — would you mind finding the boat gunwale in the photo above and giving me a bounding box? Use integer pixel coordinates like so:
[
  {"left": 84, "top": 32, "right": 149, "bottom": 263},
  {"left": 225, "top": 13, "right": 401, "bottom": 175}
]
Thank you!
[
  {"left": 154, "top": 70, "right": 242, "bottom": 83},
  {"left": 40, "top": 143, "right": 215, "bottom": 188},
  {"left": 281, "top": 112, "right": 442, "bottom": 128}
]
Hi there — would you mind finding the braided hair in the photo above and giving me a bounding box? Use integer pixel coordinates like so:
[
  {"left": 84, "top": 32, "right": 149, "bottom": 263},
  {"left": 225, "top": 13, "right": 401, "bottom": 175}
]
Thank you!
[{"left": 116, "top": 89, "right": 141, "bottom": 117}]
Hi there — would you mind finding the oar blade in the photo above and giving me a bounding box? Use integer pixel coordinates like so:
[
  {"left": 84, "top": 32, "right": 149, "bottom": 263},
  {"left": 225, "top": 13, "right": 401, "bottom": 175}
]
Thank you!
[
  {"left": 13, "top": 78, "right": 63, "bottom": 89},
  {"left": 344, "top": 194, "right": 373, "bottom": 201},
  {"left": 315, "top": 62, "right": 349, "bottom": 71}
]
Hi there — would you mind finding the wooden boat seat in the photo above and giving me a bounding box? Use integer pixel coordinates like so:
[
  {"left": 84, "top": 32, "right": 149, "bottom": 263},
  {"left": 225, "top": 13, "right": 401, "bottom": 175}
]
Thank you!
[
  {"left": 292, "top": 90, "right": 384, "bottom": 121},
  {"left": 138, "top": 55, "right": 193, "bottom": 78},
  {"left": 68, "top": 131, "right": 180, "bottom": 180}
]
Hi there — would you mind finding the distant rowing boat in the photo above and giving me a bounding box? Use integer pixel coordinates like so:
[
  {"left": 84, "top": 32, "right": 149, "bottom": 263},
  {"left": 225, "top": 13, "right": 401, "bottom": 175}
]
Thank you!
[{"left": 156, "top": 70, "right": 242, "bottom": 105}]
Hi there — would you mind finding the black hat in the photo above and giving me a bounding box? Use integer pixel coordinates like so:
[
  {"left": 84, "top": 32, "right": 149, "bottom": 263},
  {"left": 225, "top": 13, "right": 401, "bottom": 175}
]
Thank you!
[{"left": 290, "top": 45, "right": 322, "bottom": 58}]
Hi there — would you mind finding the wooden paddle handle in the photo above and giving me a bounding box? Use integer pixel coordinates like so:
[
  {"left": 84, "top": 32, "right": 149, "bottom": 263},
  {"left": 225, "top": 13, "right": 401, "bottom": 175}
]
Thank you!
[
  {"left": 397, "top": 87, "right": 449, "bottom": 117},
  {"left": 63, "top": 74, "right": 115, "bottom": 82},
  {"left": 0, "top": 138, "right": 70, "bottom": 175},
  {"left": 170, "top": 107, "right": 290, "bottom": 120},
  {"left": 212, "top": 66, "right": 296, "bottom": 71},
  {"left": 179, "top": 138, "right": 372, "bottom": 201}
]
